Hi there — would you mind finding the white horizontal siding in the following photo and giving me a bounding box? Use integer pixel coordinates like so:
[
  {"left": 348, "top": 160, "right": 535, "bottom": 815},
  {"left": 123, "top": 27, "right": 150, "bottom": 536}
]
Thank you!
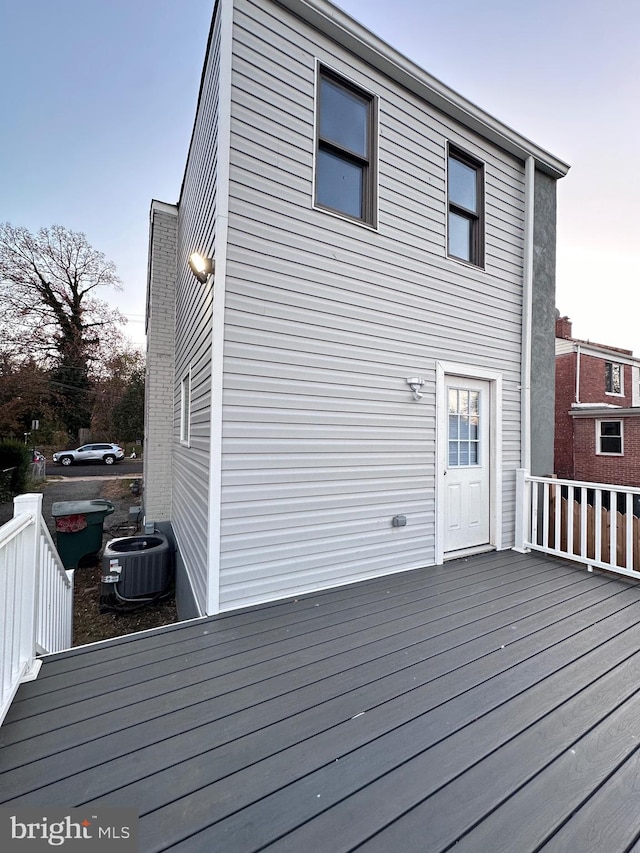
[
  {"left": 211, "top": 0, "right": 527, "bottom": 610},
  {"left": 171, "top": 9, "right": 223, "bottom": 614}
]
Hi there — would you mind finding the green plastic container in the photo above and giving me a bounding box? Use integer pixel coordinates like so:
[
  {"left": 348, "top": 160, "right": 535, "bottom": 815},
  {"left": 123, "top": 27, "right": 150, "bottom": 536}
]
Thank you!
[{"left": 52, "top": 499, "right": 115, "bottom": 569}]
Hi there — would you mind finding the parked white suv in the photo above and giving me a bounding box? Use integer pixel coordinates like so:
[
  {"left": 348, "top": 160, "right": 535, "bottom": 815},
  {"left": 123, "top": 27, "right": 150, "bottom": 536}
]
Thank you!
[{"left": 52, "top": 443, "right": 125, "bottom": 466}]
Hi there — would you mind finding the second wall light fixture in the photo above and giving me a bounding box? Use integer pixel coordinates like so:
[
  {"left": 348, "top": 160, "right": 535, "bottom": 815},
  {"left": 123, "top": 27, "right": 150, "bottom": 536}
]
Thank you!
[
  {"left": 406, "top": 377, "right": 426, "bottom": 401},
  {"left": 188, "top": 252, "right": 215, "bottom": 283}
]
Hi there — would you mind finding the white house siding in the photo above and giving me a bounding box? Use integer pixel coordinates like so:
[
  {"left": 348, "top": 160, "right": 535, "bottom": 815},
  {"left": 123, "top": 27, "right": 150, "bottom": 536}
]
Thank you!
[
  {"left": 171, "top": 10, "right": 224, "bottom": 615},
  {"left": 214, "top": 0, "right": 527, "bottom": 611},
  {"left": 555, "top": 339, "right": 576, "bottom": 356}
]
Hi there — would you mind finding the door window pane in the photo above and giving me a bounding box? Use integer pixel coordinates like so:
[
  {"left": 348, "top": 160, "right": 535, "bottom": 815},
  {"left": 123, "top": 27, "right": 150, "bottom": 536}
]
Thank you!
[{"left": 448, "top": 387, "right": 481, "bottom": 467}]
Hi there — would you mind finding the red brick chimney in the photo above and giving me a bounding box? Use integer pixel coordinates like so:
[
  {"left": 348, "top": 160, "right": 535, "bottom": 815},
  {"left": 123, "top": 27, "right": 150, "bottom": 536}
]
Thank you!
[{"left": 555, "top": 315, "right": 572, "bottom": 340}]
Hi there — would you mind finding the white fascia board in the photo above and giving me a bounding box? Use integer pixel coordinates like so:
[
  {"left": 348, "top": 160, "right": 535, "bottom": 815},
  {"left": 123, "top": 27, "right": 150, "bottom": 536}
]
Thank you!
[
  {"left": 150, "top": 199, "right": 178, "bottom": 217},
  {"left": 570, "top": 407, "right": 640, "bottom": 418},
  {"left": 556, "top": 339, "right": 640, "bottom": 367},
  {"left": 276, "top": 0, "right": 570, "bottom": 179}
]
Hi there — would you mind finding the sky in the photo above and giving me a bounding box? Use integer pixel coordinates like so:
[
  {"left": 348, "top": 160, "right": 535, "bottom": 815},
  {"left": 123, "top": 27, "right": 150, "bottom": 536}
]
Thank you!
[{"left": 1, "top": 0, "right": 639, "bottom": 353}]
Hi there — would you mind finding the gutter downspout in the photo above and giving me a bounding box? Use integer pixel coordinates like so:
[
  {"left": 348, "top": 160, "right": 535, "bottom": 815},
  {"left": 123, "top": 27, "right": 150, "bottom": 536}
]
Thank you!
[
  {"left": 575, "top": 344, "right": 581, "bottom": 403},
  {"left": 521, "top": 156, "right": 534, "bottom": 472}
]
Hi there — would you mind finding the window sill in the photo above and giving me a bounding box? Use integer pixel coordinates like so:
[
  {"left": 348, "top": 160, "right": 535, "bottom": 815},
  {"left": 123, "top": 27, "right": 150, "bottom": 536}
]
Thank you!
[
  {"left": 313, "top": 202, "right": 378, "bottom": 232},
  {"left": 446, "top": 252, "right": 486, "bottom": 272}
]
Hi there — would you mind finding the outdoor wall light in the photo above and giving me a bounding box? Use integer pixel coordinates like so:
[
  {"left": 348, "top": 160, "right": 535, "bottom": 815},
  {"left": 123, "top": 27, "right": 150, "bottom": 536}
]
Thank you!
[
  {"left": 406, "top": 377, "right": 426, "bottom": 401},
  {"left": 188, "top": 252, "right": 215, "bottom": 283}
]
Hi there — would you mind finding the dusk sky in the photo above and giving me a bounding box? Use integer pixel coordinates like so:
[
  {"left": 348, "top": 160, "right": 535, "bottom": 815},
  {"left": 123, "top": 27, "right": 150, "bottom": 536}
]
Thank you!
[{"left": 1, "top": 0, "right": 638, "bottom": 353}]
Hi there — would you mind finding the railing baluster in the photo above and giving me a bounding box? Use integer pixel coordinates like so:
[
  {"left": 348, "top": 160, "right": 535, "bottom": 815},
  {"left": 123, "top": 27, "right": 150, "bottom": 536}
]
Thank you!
[
  {"left": 595, "top": 488, "right": 602, "bottom": 563},
  {"left": 610, "top": 490, "right": 617, "bottom": 567},
  {"left": 626, "top": 492, "right": 634, "bottom": 572},
  {"left": 554, "top": 481, "right": 561, "bottom": 551},
  {"left": 580, "top": 487, "right": 587, "bottom": 559},
  {"left": 567, "top": 485, "right": 574, "bottom": 556},
  {"left": 542, "top": 481, "right": 550, "bottom": 549}
]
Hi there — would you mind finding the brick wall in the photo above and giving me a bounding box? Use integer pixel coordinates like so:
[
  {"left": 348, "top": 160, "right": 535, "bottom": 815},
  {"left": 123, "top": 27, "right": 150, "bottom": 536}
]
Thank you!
[
  {"left": 555, "top": 346, "right": 635, "bottom": 481},
  {"left": 573, "top": 416, "right": 640, "bottom": 488},
  {"left": 143, "top": 202, "right": 178, "bottom": 522},
  {"left": 554, "top": 352, "right": 576, "bottom": 479},
  {"left": 576, "top": 355, "right": 632, "bottom": 407}
]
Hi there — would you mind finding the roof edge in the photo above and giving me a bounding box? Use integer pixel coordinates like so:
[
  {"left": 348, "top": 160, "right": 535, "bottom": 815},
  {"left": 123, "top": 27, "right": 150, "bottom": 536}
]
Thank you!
[
  {"left": 150, "top": 199, "right": 178, "bottom": 218},
  {"left": 276, "top": 0, "right": 570, "bottom": 178}
]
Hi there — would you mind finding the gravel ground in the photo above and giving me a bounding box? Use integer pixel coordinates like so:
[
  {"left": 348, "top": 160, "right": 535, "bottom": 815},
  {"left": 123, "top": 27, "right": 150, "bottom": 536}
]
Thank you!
[{"left": 2, "top": 475, "right": 179, "bottom": 646}]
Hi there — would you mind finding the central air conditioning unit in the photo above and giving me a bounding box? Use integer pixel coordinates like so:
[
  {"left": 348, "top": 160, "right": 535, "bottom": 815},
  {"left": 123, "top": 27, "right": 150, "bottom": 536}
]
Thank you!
[{"left": 101, "top": 533, "right": 174, "bottom": 611}]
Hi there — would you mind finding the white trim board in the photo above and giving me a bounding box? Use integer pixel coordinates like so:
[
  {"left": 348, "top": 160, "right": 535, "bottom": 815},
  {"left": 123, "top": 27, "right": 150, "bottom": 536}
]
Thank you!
[{"left": 435, "top": 361, "right": 503, "bottom": 564}]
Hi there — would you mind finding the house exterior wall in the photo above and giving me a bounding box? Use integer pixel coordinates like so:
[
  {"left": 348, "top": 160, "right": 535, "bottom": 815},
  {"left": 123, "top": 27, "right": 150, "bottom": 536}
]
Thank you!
[
  {"left": 555, "top": 318, "right": 640, "bottom": 485},
  {"left": 144, "top": 202, "right": 178, "bottom": 522},
  {"left": 577, "top": 356, "right": 633, "bottom": 407},
  {"left": 169, "top": 7, "right": 225, "bottom": 616},
  {"left": 153, "top": 0, "right": 566, "bottom": 615},
  {"left": 214, "top": 0, "right": 531, "bottom": 611},
  {"left": 554, "top": 351, "right": 576, "bottom": 479},
  {"left": 572, "top": 415, "right": 640, "bottom": 487},
  {"left": 555, "top": 352, "right": 636, "bottom": 480}
]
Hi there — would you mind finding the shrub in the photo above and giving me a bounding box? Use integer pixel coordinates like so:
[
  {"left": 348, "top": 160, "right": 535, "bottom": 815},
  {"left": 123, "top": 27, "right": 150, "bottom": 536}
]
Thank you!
[{"left": 0, "top": 440, "right": 32, "bottom": 500}]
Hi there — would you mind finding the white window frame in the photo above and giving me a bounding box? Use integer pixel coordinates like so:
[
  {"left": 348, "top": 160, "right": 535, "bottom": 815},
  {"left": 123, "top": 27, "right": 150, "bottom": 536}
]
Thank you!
[
  {"left": 313, "top": 61, "right": 378, "bottom": 229},
  {"left": 446, "top": 143, "right": 485, "bottom": 268},
  {"left": 632, "top": 365, "right": 640, "bottom": 407},
  {"left": 605, "top": 361, "right": 624, "bottom": 396},
  {"left": 596, "top": 419, "right": 623, "bottom": 456},
  {"left": 180, "top": 368, "right": 191, "bottom": 446}
]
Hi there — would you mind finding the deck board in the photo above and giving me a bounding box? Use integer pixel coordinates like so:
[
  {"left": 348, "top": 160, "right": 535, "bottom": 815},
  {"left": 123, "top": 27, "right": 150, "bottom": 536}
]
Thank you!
[{"left": 3, "top": 550, "right": 640, "bottom": 851}]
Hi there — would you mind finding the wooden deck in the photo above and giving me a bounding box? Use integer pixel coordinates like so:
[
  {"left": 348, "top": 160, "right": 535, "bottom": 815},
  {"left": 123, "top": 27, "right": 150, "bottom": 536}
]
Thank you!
[{"left": 3, "top": 549, "right": 640, "bottom": 851}]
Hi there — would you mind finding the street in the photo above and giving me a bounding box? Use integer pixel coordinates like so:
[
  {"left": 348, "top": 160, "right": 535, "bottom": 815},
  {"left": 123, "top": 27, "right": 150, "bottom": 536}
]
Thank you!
[{"left": 47, "top": 459, "right": 143, "bottom": 478}]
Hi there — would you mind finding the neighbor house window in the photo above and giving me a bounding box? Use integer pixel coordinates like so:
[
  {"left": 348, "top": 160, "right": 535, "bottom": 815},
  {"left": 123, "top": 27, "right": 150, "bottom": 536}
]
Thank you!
[
  {"left": 447, "top": 145, "right": 484, "bottom": 266},
  {"left": 605, "top": 362, "right": 623, "bottom": 395},
  {"left": 597, "top": 420, "right": 623, "bottom": 455},
  {"left": 315, "top": 67, "right": 376, "bottom": 225},
  {"left": 180, "top": 371, "right": 191, "bottom": 444}
]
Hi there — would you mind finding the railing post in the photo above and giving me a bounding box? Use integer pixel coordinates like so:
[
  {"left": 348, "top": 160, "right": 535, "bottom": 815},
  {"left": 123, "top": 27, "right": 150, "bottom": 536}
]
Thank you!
[
  {"left": 514, "top": 468, "right": 530, "bottom": 553},
  {"left": 12, "top": 494, "right": 43, "bottom": 681}
]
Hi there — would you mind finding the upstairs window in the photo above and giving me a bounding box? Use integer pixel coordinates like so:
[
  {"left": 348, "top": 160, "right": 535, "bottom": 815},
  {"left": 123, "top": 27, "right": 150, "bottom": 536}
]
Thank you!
[
  {"left": 605, "top": 362, "right": 623, "bottom": 395},
  {"left": 315, "top": 68, "right": 376, "bottom": 225},
  {"left": 597, "top": 420, "right": 623, "bottom": 455},
  {"left": 447, "top": 145, "right": 484, "bottom": 266}
]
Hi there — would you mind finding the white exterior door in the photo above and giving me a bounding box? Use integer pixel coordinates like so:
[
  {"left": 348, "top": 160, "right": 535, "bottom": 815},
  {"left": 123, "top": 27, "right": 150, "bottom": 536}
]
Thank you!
[{"left": 443, "top": 377, "right": 491, "bottom": 553}]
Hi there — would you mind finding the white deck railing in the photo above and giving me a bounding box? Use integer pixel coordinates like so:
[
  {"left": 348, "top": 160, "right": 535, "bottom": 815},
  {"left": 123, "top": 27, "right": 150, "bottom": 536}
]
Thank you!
[
  {"left": 0, "top": 493, "right": 74, "bottom": 726},
  {"left": 516, "top": 469, "right": 640, "bottom": 580}
]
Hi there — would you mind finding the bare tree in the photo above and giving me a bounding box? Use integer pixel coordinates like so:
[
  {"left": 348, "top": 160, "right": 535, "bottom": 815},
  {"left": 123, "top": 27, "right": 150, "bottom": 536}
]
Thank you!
[{"left": 0, "top": 223, "right": 127, "bottom": 434}]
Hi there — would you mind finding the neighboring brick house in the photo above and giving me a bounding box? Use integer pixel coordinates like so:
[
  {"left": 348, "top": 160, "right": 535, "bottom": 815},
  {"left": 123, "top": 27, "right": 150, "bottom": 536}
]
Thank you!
[{"left": 555, "top": 316, "right": 640, "bottom": 486}]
